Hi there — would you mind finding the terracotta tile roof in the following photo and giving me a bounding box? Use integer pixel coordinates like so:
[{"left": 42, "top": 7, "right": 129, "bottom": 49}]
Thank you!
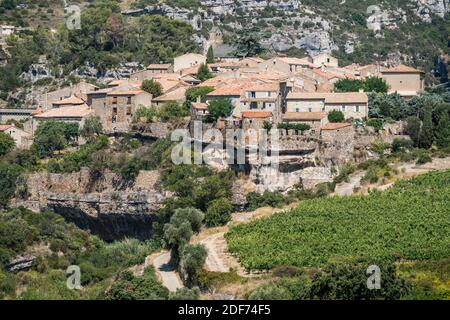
[
  {"left": 30, "top": 108, "right": 44, "bottom": 116},
  {"left": 208, "top": 84, "right": 248, "bottom": 96},
  {"left": 244, "top": 83, "right": 279, "bottom": 92},
  {"left": 107, "top": 89, "right": 146, "bottom": 96},
  {"left": 153, "top": 86, "right": 188, "bottom": 102},
  {"left": 321, "top": 122, "right": 352, "bottom": 130},
  {"left": 0, "top": 124, "right": 13, "bottom": 131},
  {"left": 381, "top": 64, "right": 424, "bottom": 74},
  {"left": 282, "top": 112, "right": 327, "bottom": 121},
  {"left": 34, "top": 105, "right": 93, "bottom": 118},
  {"left": 242, "top": 111, "right": 273, "bottom": 119},
  {"left": 147, "top": 63, "right": 172, "bottom": 70},
  {"left": 52, "top": 95, "right": 85, "bottom": 105},
  {"left": 286, "top": 92, "right": 368, "bottom": 104},
  {"left": 192, "top": 102, "right": 208, "bottom": 110}
]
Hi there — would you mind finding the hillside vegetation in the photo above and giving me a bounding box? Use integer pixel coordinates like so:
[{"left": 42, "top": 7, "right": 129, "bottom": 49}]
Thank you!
[{"left": 226, "top": 170, "right": 450, "bottom": 271}]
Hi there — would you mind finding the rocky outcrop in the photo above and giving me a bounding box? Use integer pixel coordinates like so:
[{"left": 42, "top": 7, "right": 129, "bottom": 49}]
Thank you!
[{"left": 13, "top": 169, "right": 166, "bottom": 241}]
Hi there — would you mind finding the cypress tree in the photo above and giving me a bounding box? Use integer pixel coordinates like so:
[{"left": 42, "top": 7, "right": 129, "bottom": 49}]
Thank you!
[
  {"left": 418, "top": 107, "right": 434, "bottom": 149},
  {"left": 206, "top": 46, "right": 214, "bottom": 64},
  {"left": 435, "top": 107, "right": 450, "bottom": 148}
]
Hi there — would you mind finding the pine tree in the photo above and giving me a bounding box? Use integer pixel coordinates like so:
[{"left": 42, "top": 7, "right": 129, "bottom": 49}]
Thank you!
[
  {"left": 418, "top": 107, "right": 434, "bottom": 149},
  {"left": 435, "top": 107, "right": 450, "bottom": 148},
  {"left": 206, "top": 46, "right": 214, "bottom": 64}
]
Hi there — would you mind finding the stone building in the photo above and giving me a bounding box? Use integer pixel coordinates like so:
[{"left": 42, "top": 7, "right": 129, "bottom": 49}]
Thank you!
[
  {"left": 309, "top": 53, "right": 339, "bottom": 68},
  {"left": 37, "top": 82, "right": 99, "bottom": 110},
  {"left": 88, "top": 88, "right": 152, "bottom": 133},
  {"left": 240, "top": 83, "right": 281, "bottom": 122},
  {"left": 0, "top": 124, "right": 32, "bottom": 149},
  {"left": 381, "top": 64, "right": 425, "bottom": 98},
  {"left": 31, "top": 105, "right": 94, "bottom": 135},
  {"left": 286, "top": 92, "right": 368, "bottom": 119},
  {"left": 241, "top": 111, "right": 273, "bottom": 130},
  {"left": 174, "top": 53, "right": 206, "bottom": 72},
  {"left": 282, "top": 112, "right": 328, "bottom": 132}
]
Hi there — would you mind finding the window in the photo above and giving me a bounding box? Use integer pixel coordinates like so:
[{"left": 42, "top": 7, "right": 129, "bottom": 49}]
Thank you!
[
  {"left": 341, "top": 105, "right": 346, "bottom": 112},
  {"left": 112, "top": 96, "right": 118, "bottom": 105},
  {"left": 268, "top": 91, "right": 271, "bottom": 97},
  {"left": 251, "top": 91, "right": 256, "bottom": 98},
  {"left": 295, "top": 108, "right": 300, "bottom": 112},
  {"left": 355, "top": 105, "right": 360, "bottom": 113},
  {"left": 250, "top": 102, "right": 258, "bottom": 109},
  {"left": 126, "top": 107, "right": 132, "bottom": 115},
  {"left": 308, "top": 107, "right": 312, "bottom": 112},
  {"left": 127, "top": 96, "right": 132, "bottom": 105}
]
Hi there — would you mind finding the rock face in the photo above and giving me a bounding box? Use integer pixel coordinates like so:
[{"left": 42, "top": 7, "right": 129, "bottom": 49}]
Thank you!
[{"left": 13, "top": 169, "right": 166, "bottom": 241}]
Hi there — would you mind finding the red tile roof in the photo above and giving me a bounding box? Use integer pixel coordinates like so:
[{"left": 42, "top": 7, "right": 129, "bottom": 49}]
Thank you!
[
  {"left": 107, "top": 89, "right": 146, "bottom": 96},
  {"left": 381, "top": 64, "right": 424, "bottom": 74},
  {"left": 321, "top": 122, "right": 352, "bottom": 130},
  {"left": 0, "top": 124, "right": 13, "bottom": 132},
  {"left": 242, "top": 111, "right": 273, "bottom": 119},
  {"left": 34, "top": 105, "right": 93, "bottom": 118}
]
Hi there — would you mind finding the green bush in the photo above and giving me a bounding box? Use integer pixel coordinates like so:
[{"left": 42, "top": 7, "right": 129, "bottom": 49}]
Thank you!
[
  {"left": 205, "top": 197, "right": 233, "bottom": 227},
  {"left": 328, "top": 110, "right": 345, "bottom": 123}
]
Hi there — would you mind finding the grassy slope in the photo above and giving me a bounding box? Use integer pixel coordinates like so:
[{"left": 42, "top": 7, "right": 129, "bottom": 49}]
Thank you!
[{"left": 226, "top": 170, "right": 450, "bottom": 271}]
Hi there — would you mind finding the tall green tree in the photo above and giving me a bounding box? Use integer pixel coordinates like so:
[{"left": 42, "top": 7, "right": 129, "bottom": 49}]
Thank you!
[
  {"left": 141, "top": 79, "right": 163, "bottom": 98},
  {"left": 206, "top": 46, "right": 214, "bottom": 64},
  {"left": 419, "top": 107, "right": 434, "bottom": 149},
  {"left": 334, "top": 79, "right": 363, "bottom": 92},
  {"left": 80, "top": 116, "right": 103, "bottom": 143},
  {"left": 233, "top": 29, "right": 264, "bottom": 58},
  {"left": 435, "top": 107, "right": 450, "bottom": 148},
  {"left": 363, "top": 77, "right": 389, "bottom": 93},
  {"left": 196, "top": 63, "right": 213, "bottom": 82},
  {"left": 207, "top": 98, "right": 233, "bottom": 122}
]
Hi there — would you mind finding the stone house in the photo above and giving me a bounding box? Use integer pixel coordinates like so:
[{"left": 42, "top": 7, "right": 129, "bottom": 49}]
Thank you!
[
  {"left": 256, "top": 57, "right": 313, "bottom": 75},
  {"left": 147, "top": 63, "right": 173, "bottom": 74},
  {"left": 381, "top": 64, "right": 425, "bottom": 98},
  {"left": 191, "top": 102, "right": 209, "bottom": 120},
  {"left": 281, "top": 112, "right": 329, "bottom": 133},
  {"left": 36, "top": 82, "right": 98, "bottom": 110},
  {"left": 31, "top": 104, "right": 94, "bottom": 135},
  {"left": 51, "top": 95, "right": 86, "bottom": 109},
  {"left": 89, "top": 88, "right": 152, "bottom": 133},
  {"left": 286, "top": 92, "right": 368, "bottom": 120},
  {"left": 152, "top": 86, "right": 189, "bottom": 107},
  {"left": 240, "top": 83, "right": 281, "bottom": 122},
  {"left": 174, "top": 53, "right": 206, "bottom": 72},
  {"left": 309, "top": 53, "right": 339, "bottom": 68},
  {"left": 241, "top": 111, "right": 273, "bottom": 130},
  {"left": 0, "top": 124, "right": 32, "bottom": 149}
]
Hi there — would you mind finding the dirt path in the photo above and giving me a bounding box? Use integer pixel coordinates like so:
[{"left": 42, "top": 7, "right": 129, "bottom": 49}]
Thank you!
[
  {"left": 151, "top": 251, "right": 183, "bottom": 292},
  {"left": 334, "top": 172, "right": 364, "bottom": 196}
]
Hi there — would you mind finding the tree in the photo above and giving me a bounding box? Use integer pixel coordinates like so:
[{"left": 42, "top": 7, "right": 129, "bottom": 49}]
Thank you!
[
  {"left": 206, "top": 46, "right": 214, "bottom": 64},
  {"left": 185, "top": 86, "right": 214, "bottom": 104},
  {"left": 179, "top": 244, "right": 207, "bottom": 286},
  {"left": 207, "top": 98, "right": 233, "bottom": 122},
  {"left": 334, "top": 79, "right": 363, "bottom": 92},
  {"left": 196, "top": 63, "right": 213, "bottom": 82},
  {"left": 435, "top": 107, "right": 450, "bottom": 148},
  {"left": 419, "top": 107, "right": 434, "bottom": 149},
  {"left": 405, "top": 116, "right": 421, "bottom": 147},
  {"left": 32, "top": 121, "right": 71, "bottom": 157},
  {"left": 363, "top": 77, "right": 389, "bottom": 93},
  {"left": 233, "top": 29, "right": 264, "bottom": 58},
  {"left": 163, "top": 207, "right": 204, "bottom": 264},
  {"left": 0, "top": 132, "right": 15, "bottom": 156},
  {"left": 141, "top": 79, "right": 163, "bottom": 98},
  {"left": 0, "top": 163, "right": 23, "bottom": 208},
  {"left": 159, "top": 102, "right": 189, "bottom": 121},
  {"left": 80, "top": 116, "right": 103, "bottom": 143},
  {"left": 205, "top": 197, "right": 233, "bottom": 227},
  {"left": 309, "top": 261, "right": 410, "bottom": 300},
  {"left": 328, "top": 110, "right": 345, "bottom": 123}
]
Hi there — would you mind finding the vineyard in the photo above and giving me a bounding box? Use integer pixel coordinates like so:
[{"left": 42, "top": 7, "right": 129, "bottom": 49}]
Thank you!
[{"left": 225, "top": 171, "right": 450, "bottom": 271}]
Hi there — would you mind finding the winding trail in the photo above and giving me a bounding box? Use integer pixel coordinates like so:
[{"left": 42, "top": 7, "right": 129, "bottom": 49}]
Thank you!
[{"left": 151, "top": 251, "right": 183, "bottom": 292}]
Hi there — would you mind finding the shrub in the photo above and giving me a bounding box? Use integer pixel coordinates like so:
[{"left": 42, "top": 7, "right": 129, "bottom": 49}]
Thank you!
[
  {"left": 0, "top": 132, "right": 15, "bottom": 156},
  {"left": 248, "top": 284, "right": 293, "bottom": 300},
  {"left": 141, "top": 79, "right": 163, "bottom": 98},
  {"left": 366, "top": 118, "right": 384, "bottom": 132},
  {"left": 392, "top": 138, "right": 413, "bottom": 153},
  {"left": 328, "top": 110, "right": 345, "bottom": 123},
  {"left": 246, "top": 191, "right": 285, "bottom": 211},
  {"left": 205, "top": 197, "right": 233, "bottom": 227},
  {"left": 416, "top": 152, "right": 432, "bottom": 165}
]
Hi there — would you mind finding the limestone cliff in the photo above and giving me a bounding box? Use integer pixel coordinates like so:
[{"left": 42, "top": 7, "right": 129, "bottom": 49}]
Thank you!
[{"left": 13, "top": 169, "right": 166, "bottom": 241}]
